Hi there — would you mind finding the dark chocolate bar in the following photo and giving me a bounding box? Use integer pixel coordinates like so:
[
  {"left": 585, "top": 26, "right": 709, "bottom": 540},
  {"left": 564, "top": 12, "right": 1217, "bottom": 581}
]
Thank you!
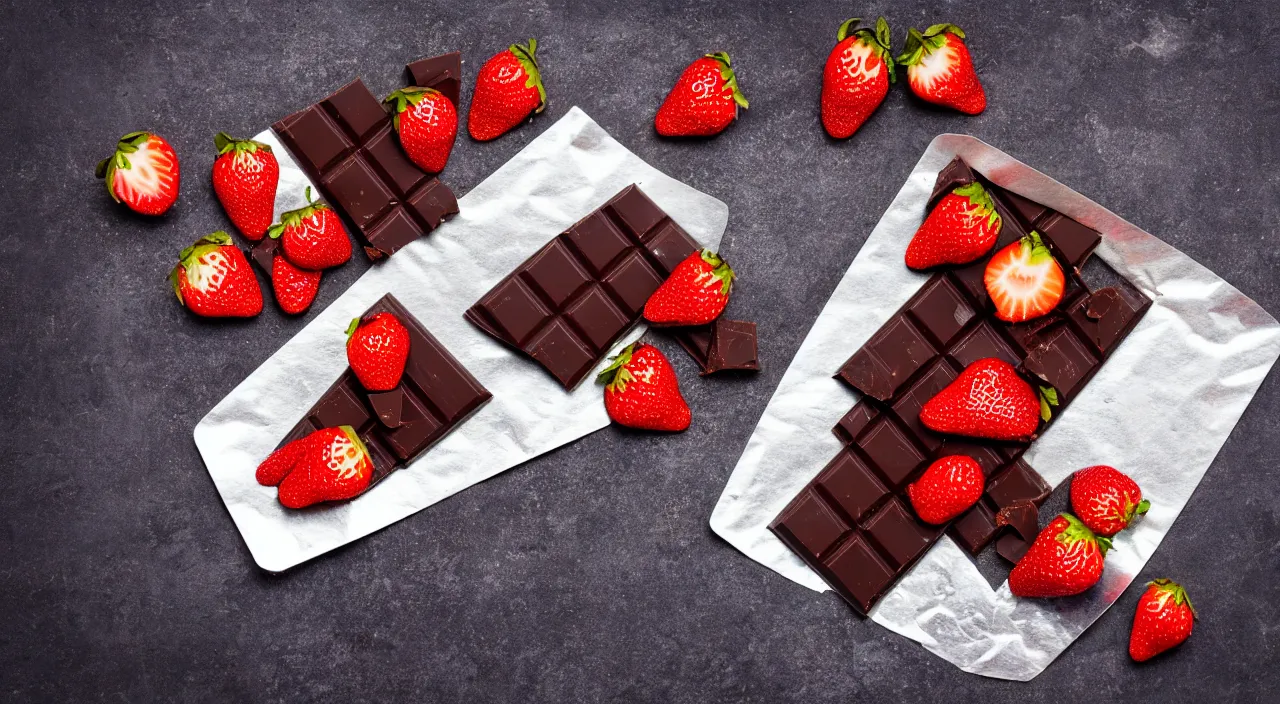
[
  {"left": 272, "top": 79, "right": 459, "bottom": 259},
  {"left": 771, "top": 158, "right": 1151, "bottom": 615},
  {"left": 278, "top": 294, "right": 491, "bottom": 495},
  {"left": 675, "top": 319, "right": 760, "bottom": 374},
  {"left": 464, "top": 185, "right": 700, "bottom": 389},
  {"left": 406, "top": 51, "right": 462, "bottom": 107}
]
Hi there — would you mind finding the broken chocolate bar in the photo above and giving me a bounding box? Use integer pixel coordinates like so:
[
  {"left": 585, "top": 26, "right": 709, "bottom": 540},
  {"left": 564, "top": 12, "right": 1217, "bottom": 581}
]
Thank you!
[
  {"left": 272, "top": 78, "right": 459, "bottom": 259},
  {"left": 277, "top": 294, "right": 491, "bottom": 496},
  {"left": 464, "top": 184, "right": 700, "bottom": 390},
  {"left": 406, "top": 51, "right": 462, "bottom": 107},
  {"left": 675, "top": 319, "right": 760, "bottom": 374}
]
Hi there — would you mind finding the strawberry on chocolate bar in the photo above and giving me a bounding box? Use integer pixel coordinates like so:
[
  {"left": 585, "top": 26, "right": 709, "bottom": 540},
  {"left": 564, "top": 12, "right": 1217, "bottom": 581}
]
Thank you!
[
  {"left": 256, "top": 426, "right": 374, "bottom": 509},
  {"left": 643, "top": 249, "right": 735, "bottom": 327},
  {"left": 271, "top": 254, "right": 322, "bottom": 315},
  {"left": 346, "top": 312, "right": 410, "bottom": 392},
  {"left": 984, "top": 232, "right": 1065, "bottom": 323},
  {"left": 267, "top": 188, "right": 352, "bottom": 271},
  {"left": 1009, "top": 513, "right": 1110, "bottom": 598},
  {"left": 919, "top": 357, "right": 1052, "bottom": 442},
  {"left": 384, "top": 87, "right": 458, "bottom": 174},
  {"left": 907, "top": 455, "right": 984, "bottom": 524},
  {"left": 905, "top": 182, "right": 1002, "bottom": 269}
]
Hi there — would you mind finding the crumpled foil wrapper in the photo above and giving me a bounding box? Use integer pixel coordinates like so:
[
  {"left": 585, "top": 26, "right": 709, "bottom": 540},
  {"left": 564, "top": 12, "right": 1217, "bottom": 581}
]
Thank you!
[
  {"left": 194, "top": 107, "right": 727, "bottom": 572},
  {"left": 709, "top": 134, "right": 1280, "bottom": 680}
]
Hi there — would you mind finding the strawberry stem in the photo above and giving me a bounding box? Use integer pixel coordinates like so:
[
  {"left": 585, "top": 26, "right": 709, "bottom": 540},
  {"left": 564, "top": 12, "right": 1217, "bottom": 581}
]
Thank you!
[
  {"left": 597, "top": 343, "right": 637, "bottom": 391},
  {"left": 705, "top": 52, "right": 749, "bottom": 109},
  {"left": 509, "top": 39, "right": 547, "bottom": 112}
]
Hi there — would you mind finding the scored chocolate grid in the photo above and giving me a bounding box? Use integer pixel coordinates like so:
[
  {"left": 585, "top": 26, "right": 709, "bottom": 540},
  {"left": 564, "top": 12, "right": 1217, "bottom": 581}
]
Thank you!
[
  {"left": 278, "top": 294, "right": 491, "bottom": 495},
  {"left": 272, "top": 78, "right": 458, "bottom": 258},
  {"left": 465, "top": 185, "right": 700, "bottom": 390}
]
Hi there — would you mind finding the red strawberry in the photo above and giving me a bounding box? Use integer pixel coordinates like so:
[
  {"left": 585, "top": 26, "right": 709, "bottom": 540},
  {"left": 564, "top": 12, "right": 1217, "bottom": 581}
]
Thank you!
[
  {"left": 1070, "top": 465, "right": 1150, "bottom": 537},
  {"left": 267, "top": 188, "right": 352, "bottom": 270},
  {"left": 984, "top": 232, "right": 1065, "bottom": 323},
  {"left": 1009, "top": 513, "right": 1112, "bottom": 598},
  {"left": 169, "top": 232, "right": 263, "bottom": 318},
  {"left": 905, "top": 182, "right": 1002, "bottom": 269},
  {"left": 599, "top": 343, "right": 691, "bottom": 432},
  {"left": 1130, "top": 578, "right": 1196, "bottom": 662},
  {"left": 821, "top": 17, "right": 895, "bottom": 139},
  {"left": 655, "top": 52, "right": 749, "bottom": 137},
  {"left": 95, "top": 131, "right": 180, "bottom": 215},
  {"left": 643, "top": 250, "right": 735, "bottom": 327},
  {"left": 468, "top": 39, "right": 546, "bottom": 141},
  {"left": 920, "top": 357, "right": 1054, "bottom": 441},
  {"left": 211, "top": 132, "right": 279, "bottom": 240},
  {"left": 384, "top": 87, "right": 458, "bottom": 173},
  {"left": 258, "top": 426, "right": 374, "bottom": 509},
  {"left": 898, "top": 24, "right": 986, "bottom": 115},
  {"left": 271, "top": 254, "right": 322, "bottom": 315},
  {"left": 346, "top": 312, "right": 411, "bottom": 392},
  {"left": 907, "top": 455, "right": 985, "bottom": 524}
]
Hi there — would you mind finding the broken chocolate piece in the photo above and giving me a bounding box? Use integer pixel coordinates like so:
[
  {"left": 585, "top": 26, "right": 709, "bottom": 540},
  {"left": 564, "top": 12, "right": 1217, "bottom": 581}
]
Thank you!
[
  {"left": 369, "top": 387, "right": 405, "bottom": 428},
  {"left": 677, "top": 319, "right": 760, "bottom": 374},
  {"left": 995, "top": 500, "right": 1040, "bottom": 542},
  {"left": 996, "top": 532, "right": 1032, "bottom": 564},
  {"left": 249, "top": 237, "right": 278, "bottom": 273},
  {"left": 1035, "top": 212, "right": 1102, "bottom": 270},
  {"left": 406, "top": 51, "right": 462, "bottom": 107}
]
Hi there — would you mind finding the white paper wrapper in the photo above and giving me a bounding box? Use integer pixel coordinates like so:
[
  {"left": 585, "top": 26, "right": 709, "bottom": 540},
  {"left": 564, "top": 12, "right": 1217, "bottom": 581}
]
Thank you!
[
  {"left": 709, "top": 134, "right": 1280, "bottom": 681},
  {"left": 195, "top": 107, "right": 727, "bottom": 572}
]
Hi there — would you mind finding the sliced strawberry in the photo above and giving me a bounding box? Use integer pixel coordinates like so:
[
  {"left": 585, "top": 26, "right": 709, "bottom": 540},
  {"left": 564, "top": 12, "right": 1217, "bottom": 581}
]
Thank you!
[
  {"left": 984, "top": 232, "right": 1064, "bottom": 323},
  {"left": 95, "top": 132, "right": 181, "bottom": 215}
]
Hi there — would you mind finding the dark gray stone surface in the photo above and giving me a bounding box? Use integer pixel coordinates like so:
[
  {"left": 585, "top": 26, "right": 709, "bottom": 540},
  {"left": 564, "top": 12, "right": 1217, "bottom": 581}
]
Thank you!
[{"left": 2, "top": 0, "right": 1277, "bottom": 701}]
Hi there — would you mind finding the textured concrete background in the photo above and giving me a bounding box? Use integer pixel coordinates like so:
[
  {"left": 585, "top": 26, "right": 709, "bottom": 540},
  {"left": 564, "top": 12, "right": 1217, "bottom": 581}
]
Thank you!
[{"left": 2, "top": 0, "right": 1277, "bottom": 701}]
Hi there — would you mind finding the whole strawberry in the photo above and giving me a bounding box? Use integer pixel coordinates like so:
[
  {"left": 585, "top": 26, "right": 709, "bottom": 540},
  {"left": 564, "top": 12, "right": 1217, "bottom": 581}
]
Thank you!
[
  {"left": 655, "top": 52, "right": 749, "bottom": 137},
  {"left": 1070, "top": 465, "right": 1150, "bottom": 537},
  {"left": 1130, "top": 578, "right": 1196, "bottom": 662},
  {"left": 169, "top": 232, "right": 263, "bottom": 318},
  {"left": 643, "top": 250, "right": 735, "bottom": 327},
  {"left": 468, "top": 39, "right": 546, "bottom": 141},
  {"left": 898, "top": 24, "right": 986, "bottom": 115},
  {"left": 907, "top": 455, "right": 984, "bottom": 524},
  {"left": 821, "top": 17, "right": 895, "bottom": 139},
  {"left": 271, "top": 254, "right": 322, "bottom": 315},
  {"left": 267, "top": 188, "right": 352, "bottom": 270},
  {"left": 257, "top": 426, "right": 374, "bottom": 509},
  {"left": 211, "top": 132, "right": 279, "bottom": 239},
  {"left": 95, "top": 131, "right": 180, "bottom": 215},
  {"left": 599, "top": 343, "right": 691, "bottom": 432},
  {"left": 1009, "top": 513, "right": 1111, "bottom": 598},
  {"left": 346, "top": 312, "right": 411, "bottom": 392},
  {"left": 905, "top": 182, "right": 1002, "bottom": 269},
  {"left": 920, "top": 358, "right": 1054, "bottom": 441},
  {"left": 985, "top": 232, "right": 1065, "bottom": 323},
  {"left": 384, "top": 87, "right": 458, "bottom": 173}
]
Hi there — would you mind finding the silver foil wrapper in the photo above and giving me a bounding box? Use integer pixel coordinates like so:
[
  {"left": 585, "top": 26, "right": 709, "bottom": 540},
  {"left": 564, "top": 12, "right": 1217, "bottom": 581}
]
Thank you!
[
  {"left": 709, "top": 134, "right": 1280, "bottom": 680},
  {"left": 195, "top": 108, "right": 727, "bottom": 572}
]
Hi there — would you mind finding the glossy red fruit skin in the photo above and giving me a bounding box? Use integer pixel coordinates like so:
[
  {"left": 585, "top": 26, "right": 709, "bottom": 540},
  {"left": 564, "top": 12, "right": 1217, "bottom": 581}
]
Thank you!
[
  {"left": 169, "top": 232, "right": 263, "bottom": 318},
  {"left": 821, "top": 18, "right": 894, "bottom": 139},
  {"left": 1009, "top": 514, "right": 1110, "bottom": 598},
  {"left": 468, "top": 40, "right": 545, "bottom": 141},
  {"left": 904, "top": 182, "right": 1002, "bottom": 269},
  {"left": 274, "top": 426, "right": 373, "bottom": 509},
  {"left": 269, "top": 199, "right": 352, "bottom": 271},
  {"left": 919, "top": 357, "right": 1042, "bottom": 441},
  {"left": 346, "top": 312, "right": 411, "bottom": 392},
  {"left": 211, "top": 133, "right": 279, "bottom": 239},
  {"left": 907, "top": 455, "right": 985, "bottom": 524},
  {"left": 271, "top": 255, "right": 322, "bottom": 315},
  {"left": 655, "top": 52, "right": 748, "bottom": 137},
  {"left": 1130, "top": 579, "right": 1196, "bottom": 662},
  {"left": 1070, "top": 465, "right": 1149, "bottom": 536},
  {"left": 96, "top": 132, "right": 181, "bottom": 215},
  {"left": 643, "top": 250, "right": 735, "bottom": 326},
  {"left": 899, "top": 25, "right": 986, "bottom": 115},
  {"left": 599, "top": 344, "right": 691, "bottom": 432},
  {"left": 256, "top": 434, "right": 310, "bottom": 486},
  {"left": 386, "top": 88, "right": 458, "bottom": 173}
]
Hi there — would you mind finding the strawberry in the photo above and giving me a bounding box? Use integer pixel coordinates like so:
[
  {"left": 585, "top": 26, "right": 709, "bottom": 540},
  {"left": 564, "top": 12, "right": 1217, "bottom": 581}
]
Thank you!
[
  {"left": 655, "top": 52, "right": 749, "bottom": 137},
  {"left": 984, "top": 232, "right": 1065, "bottom": 323},
  {"left": 211, "top": 132, "right": 279, "bottom": 240},
  {"left": 1070, "top": 465, "right": 1150, "bottom": 537},
  {"left": 257, "top": 426, "right": 374, "bottom": 509},
  {"left": 384, "top": 87, "right": 458, "bottom": 173},
  {"left": 643, "top": 250, "right": 735, "bottom": 327},
  {"left": 920, "top": 357, "right": 1055, "bottom": 441},
  {"left": 267, "top": 188, "right": 352, "bottom": 270},
  {"left": 169, "top": 232, "right": 263, "bottom": 318},
  {"left": 821, "top": 17, "right": 895, "bottom": 139},
  {"left": 271, "top": 254, "right": 322, "bottom": 315},
  {"left": 905, "top": 182, "right": 1002, "bottom": 269},
  {"left": 95, "top": 131, "right": 180, "bottom": 215},
  {"left": 1130, "top": 578, "right": 1196, "bottom": 662},
  {"left": 598, "top": 343, "right": 691, "bottom": 432},
  {"left": 907, "top": 455, "right": 985, "bottom": 524},
  {"left": 1009, "top": 513, "right": 1112, "bottom": 598},
  {"left": 346, "top": 312, "right": 411, "bottom": 392},
  {"left": 468, "top": 39, "right": 546, "bottom": 141},
  {"left": 897, "top": 24, "right": 986, "bottom": 115}
]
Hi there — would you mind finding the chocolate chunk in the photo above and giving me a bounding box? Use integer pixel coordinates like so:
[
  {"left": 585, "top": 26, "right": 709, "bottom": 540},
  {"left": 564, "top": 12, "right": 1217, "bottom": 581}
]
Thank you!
[
  {"left": 1022, "top": 325, "right": 1099, "bottom": 400},
  {"left": 702, "top": 319, "right": 759, "bottom": 374},
  {"left": 995, "top": 500, "right": 1040, "bottom": 542},
  {"left": 249, "top": 237, "right": 278, "bottom": 273},
  {"left": 995, "top": 533, "right": 1032, "bottom": 564},
  {"left": 1035, "top": 212, "right": 1102, "bottom": 270},
  {"left": 1068, "top": 286, "right": 1145, "bottom": 354},
  {"left": 277, "top": 294, "right": 491, "bottom": 499},
  {"left": 272, "top": 79, "right": 459, "bottom": 259},
  {"left": 674, "top": 324, "right": 713, "bottom": 369},
  {"left": 928, "top": 158, "right": 979, "bottom": 210},
  {"left": 465, "top": 185, "right": 698, "bottom": 390},
  {"left": 406, "top": 51, "right": 462, "bottom": 107}
]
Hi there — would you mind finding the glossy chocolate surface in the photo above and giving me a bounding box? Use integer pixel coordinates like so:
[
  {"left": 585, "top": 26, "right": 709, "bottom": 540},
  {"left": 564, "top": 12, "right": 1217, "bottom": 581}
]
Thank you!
[
  {"left": 675, "top": 319, "right": 760, "bottom": 374},
  {"left": 406, "top": 51, "right": 463, "bottom": 107}
]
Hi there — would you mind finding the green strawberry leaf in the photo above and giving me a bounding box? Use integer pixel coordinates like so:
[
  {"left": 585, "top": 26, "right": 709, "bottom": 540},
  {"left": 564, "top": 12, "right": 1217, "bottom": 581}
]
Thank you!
[
  {"left": 597, "top": 343, "right": 637, "bottom": 392},
  {"left": 836, "top": 18, "right": 861, "bottom": 42},
  {"left": 707, "top": 52, "right": 749, "bottom": 109},
  {"left": 510, "top": 39, "right": 547, "bottom": 112}
]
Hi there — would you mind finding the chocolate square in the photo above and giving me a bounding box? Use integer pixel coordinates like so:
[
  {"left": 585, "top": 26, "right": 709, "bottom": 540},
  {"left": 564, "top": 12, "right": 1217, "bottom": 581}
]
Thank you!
[{"left": 816, "top": 450, "right": 889, "bottom": 524}]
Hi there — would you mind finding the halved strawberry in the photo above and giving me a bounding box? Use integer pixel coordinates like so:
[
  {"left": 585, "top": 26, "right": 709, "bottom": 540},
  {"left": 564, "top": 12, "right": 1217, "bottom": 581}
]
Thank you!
[
  {"left": 984, "top": 232, "right": 1064, "bottom": 323},
  {"left": 95, "top": 131, "right": 181, "bottom": 215}
]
